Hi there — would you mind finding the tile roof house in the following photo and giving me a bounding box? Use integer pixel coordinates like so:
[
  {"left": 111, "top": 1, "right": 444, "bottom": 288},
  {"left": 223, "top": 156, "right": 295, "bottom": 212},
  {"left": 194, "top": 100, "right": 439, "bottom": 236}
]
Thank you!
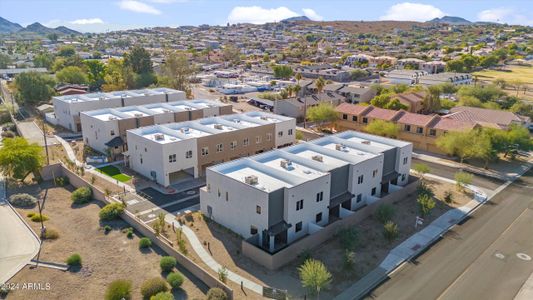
[
  {"left": 392, "top": 91, "right": 426, "bottom": 113},
  {"left": 447, "top": 106, "right": 530, "bottom": 129}
]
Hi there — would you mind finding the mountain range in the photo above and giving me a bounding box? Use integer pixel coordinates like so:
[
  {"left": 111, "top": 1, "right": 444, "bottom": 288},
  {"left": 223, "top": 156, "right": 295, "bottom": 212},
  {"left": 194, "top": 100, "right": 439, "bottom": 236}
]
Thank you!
[{"left": 0, "top": 16, "right": 80, "bottom": 35}]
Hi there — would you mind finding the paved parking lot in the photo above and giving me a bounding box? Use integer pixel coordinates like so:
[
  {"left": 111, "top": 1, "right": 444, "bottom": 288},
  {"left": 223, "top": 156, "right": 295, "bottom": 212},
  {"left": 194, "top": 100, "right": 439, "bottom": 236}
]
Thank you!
[{"left": 120, "top": 187, "right": 200, "bottom": 223}]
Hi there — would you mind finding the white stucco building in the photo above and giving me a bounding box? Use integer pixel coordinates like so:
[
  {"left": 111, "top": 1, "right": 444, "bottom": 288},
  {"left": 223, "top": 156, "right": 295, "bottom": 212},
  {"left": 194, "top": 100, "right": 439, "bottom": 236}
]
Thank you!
[
  {"left": 200, "top": 131, "right": 412, "bottom": 253},
  {"left": 52, "top": 88, "right": 186, "bottom": 132}
]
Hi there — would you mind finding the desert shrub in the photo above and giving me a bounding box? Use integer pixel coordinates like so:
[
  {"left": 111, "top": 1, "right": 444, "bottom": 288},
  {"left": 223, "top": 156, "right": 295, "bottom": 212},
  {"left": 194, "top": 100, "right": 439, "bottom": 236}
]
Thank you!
[
  {"left": 140, "top": 277, "right": 168, "bottom": 299},
  {"left": 375, "top": 204, "right": 395, "bottom": 224},
  {"left": 417, "top": 181, "right": 434, "bottom": 198},
  {"left": 338, "top": 227, "right": 359, "bottom": 251},
  {"left": 99, "top": 203, "right": 125, "bottom": 221},
  {"left": 417, "top": 194, "right": 436, "bottom": 217},
  {"left": 9, "top": 193, "right": 37, "bottom": 208},
  {"left": 178, "top": 239, "right": 187, "bottom": 255},
  {"left": 30, "top": 213, "right": 49, "bottom": 222},
  {"left": 104, "top": 225, "right": 112, "bottom": 233},
  {"left": 66, "top": 253, "right": 82, "bottom": 266},
  {"left": 105, "top": 279, "right": 132, "bottom": 300},
  {"left": 126, "top": 227, "right": 134, "bottom": 238},
  {"left": 160, "top": 256, "right": 177, "bottom": 272},
  {"left": 139, "top": 237, "right": 152, "bottom": 248},
  {"left": 166, "top": 272, "right": 184, "bottom": 289},
  {"left": 383, "top": 221, "right": 399, "bottom": 243},
  {"left": 217, "top": 266, "right": 228, "bottom": 283},
  {"left": 54, "top": 176, "right": 69, "bottom": 187},
  {"left": 44, "top": 228, "right": 59, "bottom": 240},
  {"left": 1, "top": 130, "right": 15, "bottom": 138},
  {"left": 71, "top": 186, "right": 92, "bottom": 204},
  {"left": 343, "top": 250, "right": 356, "bottom": 271},
  {"left": 0, "top": 286, "right": 9, "bottom": 297},
  {"left": 26, "top": 212, "right": 35, "bottom": 217},
  {"left": 206, "top": 287, "right": 228, "bottom": 300},
  {"left": 444, "top": 191, "right": 454, "bottom": 204},
  {"left": 150, "top": 292, "right": 173, "bottom": 300}
]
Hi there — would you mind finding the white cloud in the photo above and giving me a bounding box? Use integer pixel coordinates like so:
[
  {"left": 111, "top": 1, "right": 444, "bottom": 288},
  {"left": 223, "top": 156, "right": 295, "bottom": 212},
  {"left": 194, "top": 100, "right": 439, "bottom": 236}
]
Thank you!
[
  {"left": 302, "top": 8, "right": 323, "bottom": 21},
  {"left": 380, "top": 2, "right": 445, "bottom": 22},
  {"left": 70, "top": 18, "right": 105, "bottom": 25},
  {"left": 477, "top": 7, "right": 532, "bottom": 25},
  {"left": 227, "top": 6, "right": 325, "bottom": 24},
  {"left": 118, "top": 0, "right": 161, "bottom": 15}
]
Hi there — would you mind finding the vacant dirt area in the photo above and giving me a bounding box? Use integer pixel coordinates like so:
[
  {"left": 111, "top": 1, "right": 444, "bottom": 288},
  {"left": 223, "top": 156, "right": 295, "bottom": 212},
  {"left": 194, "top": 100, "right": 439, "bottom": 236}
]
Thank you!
[
  {"left": 6, "top": 181, "right": 207, "bottom": 300},
  {"left": 179, "top": 179, "right": 471, "bottom": 299}
]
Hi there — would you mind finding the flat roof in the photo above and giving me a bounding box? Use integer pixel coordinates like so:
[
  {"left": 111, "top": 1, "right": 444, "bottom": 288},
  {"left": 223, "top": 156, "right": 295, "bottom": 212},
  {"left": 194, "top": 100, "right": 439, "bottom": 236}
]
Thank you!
[
  {"left": 287, "top": 147, "right": 349, "bottom": 169},
  {"left": 320, "top": 141, "right": 379, "bottom": 160},
  {"left": 92, "top": 112, "right": 123, "bottom": 121},
  {"left": 54, "top": 88, "right": 183, "bottom": 103},
  {"left": 120, "top": 109, "right": 150, "bottom": 118},
  {"left": 221, "top": 165, "right": 292, "bottom": 192},
  {"left": 142, "top": 131, "right": 182, "bottom": 144},
  {"left": 259, "top": 156, "right": 325, "bottom": 181}
]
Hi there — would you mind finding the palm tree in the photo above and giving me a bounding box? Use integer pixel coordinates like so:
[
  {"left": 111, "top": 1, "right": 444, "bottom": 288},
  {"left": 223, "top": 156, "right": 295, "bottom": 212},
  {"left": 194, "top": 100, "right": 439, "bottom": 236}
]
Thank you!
[
  {"left": 295, "top": 72, "right": 303, "bottom": 85},
  {"left": 315, "top": 76, "right": 325, "bottom": 93},
  {"left": 286, "top": 85, "right": 294, "bottom": 98},
  {"left": 293, "top": 84, "right": 302, "bottom": 97}
]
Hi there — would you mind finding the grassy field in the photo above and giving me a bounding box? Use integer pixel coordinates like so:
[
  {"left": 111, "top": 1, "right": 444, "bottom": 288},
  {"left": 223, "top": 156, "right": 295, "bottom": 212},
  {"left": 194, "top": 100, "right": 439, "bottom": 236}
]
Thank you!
[
  {"left": 474, "top": 65, "right": 533, "bottom": 85},
  {"left": 96, "top": 165, "right": 131, "bottom": 182}
]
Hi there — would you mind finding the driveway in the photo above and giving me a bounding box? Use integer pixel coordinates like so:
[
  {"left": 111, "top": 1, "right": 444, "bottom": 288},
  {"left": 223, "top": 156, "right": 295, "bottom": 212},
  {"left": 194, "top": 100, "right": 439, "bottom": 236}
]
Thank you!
[
  {"left": 0, "top": 184, "right": 40, "bottom": 284},
  {"left": 16, "top": 121, "right": 58, "bottom": 147}
]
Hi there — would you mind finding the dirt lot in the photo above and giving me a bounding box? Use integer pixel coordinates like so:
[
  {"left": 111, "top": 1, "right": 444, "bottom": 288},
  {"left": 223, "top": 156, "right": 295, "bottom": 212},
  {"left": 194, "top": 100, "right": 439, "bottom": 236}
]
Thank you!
[
  {"left": 6, "top": 181, "right": 207, "bottom": 300},
  {"left": 176, "top": 179, "right": 471, "bottom": 299}
]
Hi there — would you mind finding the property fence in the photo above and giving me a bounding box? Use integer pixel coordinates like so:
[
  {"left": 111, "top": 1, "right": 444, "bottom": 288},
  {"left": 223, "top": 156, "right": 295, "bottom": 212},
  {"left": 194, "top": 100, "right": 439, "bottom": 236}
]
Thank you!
[
  {"left": 40, "top": 163, "right": 234, "bottom": 299},
  {"left": 242, "top": 177, "right": 419, "bottom": 270}
]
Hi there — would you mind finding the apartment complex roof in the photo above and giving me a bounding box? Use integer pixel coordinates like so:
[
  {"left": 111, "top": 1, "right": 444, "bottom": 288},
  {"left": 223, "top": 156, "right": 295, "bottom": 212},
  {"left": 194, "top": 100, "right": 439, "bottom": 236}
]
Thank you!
[{"left": 54, "top": 88, "right": 183, "bottom": 104}]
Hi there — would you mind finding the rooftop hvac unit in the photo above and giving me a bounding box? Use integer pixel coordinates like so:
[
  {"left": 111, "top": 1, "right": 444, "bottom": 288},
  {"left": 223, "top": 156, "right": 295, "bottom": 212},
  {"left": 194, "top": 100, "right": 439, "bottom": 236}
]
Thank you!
[
  {"left": 214, "top": 124, "right": 224, "bottom": 130},
  {"left": 180, "top": 127, "right": 190, "bottom": 133},
  {"left": 154, "top": 133, "right": 165, "bottom": 141},
  {"left": 361, "top": 140, "right": 371, "bottom": 145},
  {"left": 233, "top": 119, "right": 241, "bottom": 123},
  {"left": 108, "top": 116, "right": 118, "bottom": 120},
  {"left": 280, "top": 159, "right": 293, "bottom": 170},
  {"left": 335, "top": 144, "right": 346, "bottom": 151},
  {"left": 312, "top": 155, "right": 323, "bottom": 162},
  {"left": 260, "top": 116, "right": 268, "bottom": 120},
  {"left": 244, "top": 175, "right": 259, "bottom": 185},
  {"left": 134, "top": 113, "right": 144, "bottom": 117}
]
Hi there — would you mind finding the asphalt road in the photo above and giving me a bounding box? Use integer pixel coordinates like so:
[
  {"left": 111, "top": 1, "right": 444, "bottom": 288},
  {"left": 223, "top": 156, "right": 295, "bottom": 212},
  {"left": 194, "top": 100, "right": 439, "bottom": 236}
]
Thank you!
[
  {"left": 412, "top": 158, "right": 504, "bottom": 190},
  {"left": 367, "top": 170, "right": 533, "bottom": 300}
]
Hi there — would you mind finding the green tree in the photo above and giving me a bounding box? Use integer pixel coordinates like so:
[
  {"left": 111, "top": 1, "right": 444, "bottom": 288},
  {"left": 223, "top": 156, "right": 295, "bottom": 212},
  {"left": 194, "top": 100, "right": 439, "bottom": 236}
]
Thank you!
[
  {"left": 124, "top": 45, "right": 153, "bottom": 74},
  {"left": 85, "top": 60, "right": 106, "bottom": 91},
  {"left": 0, "top": 137, "right": 43, "bottom": 181},
  {"left": 222, "top": 44, "right": 241, "bottom": 65},
  {"left": 0, "top": 53, "right": 11, "bottom": 69},
  {"left": 298, "top": 259, "right": 332, "bottom": 299},
  {"left": 57, "top": 45, "right": 76, "bottom": 57},
  {"left": 102, "top": 58, "right": 127, "bottom": 91},
  {"left": 454, "top": 171, "right": 473, "bottom": 192},
  {"left": 160, "top": 51, "right": 195, "bottom": 98},
  {"left": 306, "top": 103, "right": 337, "bottom": 128},
  {"left": 385, "top": 98, "right": 408, "bottom": 110},
  {"left": 423, "top": 85, "right": 441, "bottom": 113},
  {"left": 350, "top": 69, "right": 368, "bottom": 80},
  {"left": 446, "top": 59, "right": 464, "bottom": 72},
  {"left": 413, "top": 163, "right": 430, "bottom": 180},
  {"left": 370, "top": 93, "right": 392, "bottom": 108},
  {"left": 417, "top": 194, "right": 436, "bottom": 217},
  {"left": 14, "top": 72, "right": 55, "bottom": 104},
  {"left": 272, "top": 65, "right": 293, "bottom": 79},
  {"left": 33, "top": 52, "right": 55, "bottom": 69},
  {"left": 315, "top": 76, "right": 325, "bottom": 93},
  {"left": 365, "top": 120, "right": 400, "bottom": 138},
  {"left": 56, "top": 66, "right": 88, "bottom": 84},
  {"left": 295, "top": 72, "right": 303, "bottom": 84},
  {"left": 436, "top": 131, "right": 476, "bottom": 163}
]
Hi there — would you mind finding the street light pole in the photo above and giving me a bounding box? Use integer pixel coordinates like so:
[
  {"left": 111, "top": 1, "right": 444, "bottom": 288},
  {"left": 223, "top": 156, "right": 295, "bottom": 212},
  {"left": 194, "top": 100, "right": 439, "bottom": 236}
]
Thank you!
[{"left": 41, "top": 120, "right": 50, "bottom": 165}]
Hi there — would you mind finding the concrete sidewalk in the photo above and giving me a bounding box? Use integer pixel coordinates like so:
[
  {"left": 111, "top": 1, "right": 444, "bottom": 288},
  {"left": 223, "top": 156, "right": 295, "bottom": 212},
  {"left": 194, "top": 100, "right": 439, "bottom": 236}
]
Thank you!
[
  {"left": 0, "top": 178, "right": 40, "bottom": 285},
  {"left": 515, "top": 272, "right": 533, "bottom": 300}
]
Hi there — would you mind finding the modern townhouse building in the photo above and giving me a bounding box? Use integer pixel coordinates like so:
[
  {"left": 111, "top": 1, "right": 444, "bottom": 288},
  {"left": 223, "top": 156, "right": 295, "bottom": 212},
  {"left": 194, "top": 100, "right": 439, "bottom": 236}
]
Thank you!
[
  {"left": 52, "top": 88, "right": 186, "bottom": 132},
  {"left": 200, "top": 131, "right": 412, "bottom": 253},
  {"left": 126, "top": 112, "right": 296, "bottom": 187},
  {"left": 418, "top": 72, "right": 472, "bottom": 86},
  {"left": 80, "top": 99, "right": 233, "bottom": 157}
]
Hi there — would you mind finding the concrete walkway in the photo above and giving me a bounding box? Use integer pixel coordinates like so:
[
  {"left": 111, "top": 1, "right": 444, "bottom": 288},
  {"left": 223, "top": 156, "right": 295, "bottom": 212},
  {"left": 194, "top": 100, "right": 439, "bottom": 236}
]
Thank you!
[
  {"left": 0, "top": 177, "right": 40, "bottom": 284},
  {"left": 164, "top": 214, "right": 264, "bottom": 295},
  {"left": 515, "top": 272, "right": 533, "bottom": 300}
]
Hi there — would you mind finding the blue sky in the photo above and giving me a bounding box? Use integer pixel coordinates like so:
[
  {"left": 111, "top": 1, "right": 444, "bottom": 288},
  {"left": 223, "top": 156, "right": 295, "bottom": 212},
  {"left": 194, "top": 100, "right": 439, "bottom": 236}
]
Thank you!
[{"left": 1, "top": 0, "right": 532, "bottom": 32}]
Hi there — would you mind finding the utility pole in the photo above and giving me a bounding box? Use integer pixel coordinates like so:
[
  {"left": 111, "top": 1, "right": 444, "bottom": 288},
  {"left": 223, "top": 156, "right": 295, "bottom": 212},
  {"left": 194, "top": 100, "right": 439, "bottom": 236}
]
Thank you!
[{"left": 42, "top": 120, "right": 50, "bottom": 165}]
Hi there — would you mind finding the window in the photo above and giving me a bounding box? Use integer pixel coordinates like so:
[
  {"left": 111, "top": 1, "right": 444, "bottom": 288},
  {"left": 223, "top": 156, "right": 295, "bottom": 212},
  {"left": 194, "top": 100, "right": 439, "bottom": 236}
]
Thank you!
[
  {"left": 357, "top": 175, "right": 364, "bottom": 184},
  {"left": 404, "top": 125, "right": 411, "bottom": 132},
  {"left": 352, "top": 116, "right": 357, "bottom": 122},
  {"left": 169, "top": 154, "right": 176, "bottom": 163},
  {"left": 201, "top": 147, "right": 209, "bottom": 156},
  {"left": 295, "top": 222, "right": 302, "bottom": 233},
  {"left": 356, "top": 194, "right": 362, "bottom": 203},
  {"left": 401, "top": 174, "right": 406, "bottom": 181},
  {"left": 416, "top": 127, "right": 423, "bottom": 134},
  {"left": 296, "top": 199, "right": 304, "bottom": 211},
  {"left": 140, "top": 156, "right": 143, "bottom": 164},
  {"left": 243, "top": 138, "right": 249, "bottom": 146},
  {"left": 110, "top": 130, "right": 115, "bottom": 136},
  {"left": 267, "top": 133, "right": 272, "bottom": 141},
  {"left": 216, "top": 143, "right": 223, "bottom": 152},
  {"left": 186, "top": 150, "right": 192, "bottom": 158},
  {"left": 250, "top": 226, "right": 258, "bottom": 235},
  {"left": 217, "top": 189, "right": 221, "bottom": 197},
  {"left": 288, "top": 129, "right": 293, "bottom": 136},
  {"left": 363, "top": 117, "right": 368, "bottom": 124},
  {"left": 230, "top": 141, "right": 237, "bottom": 150},
  {"left": 277, "top": 131, "right": 283, "bottom": 137},
  {"left": 371, "top": 187, "right": 377, "bottom": 196},
  {"left": 207, "top": 184, "right": 211, "bottom": 192},
  {"left": 316, "top": 191, "right": 324, "bottom": 202},
  {"left": 256, "top": 136, "right": 262, "bottom": 144},
  {"left": 429, "top": 129, "right": 436, "bottom": 136},
  {"left": 403, "top": 157, "right": 408, "bottom": 165},
  {"left": 256, "top": 205, "right": 261, "bottom": 214},
  {"left": 342, "top": 114, "right": 348, "bottom": 120},
  {"left": 316, "top": 213, "right": 322, "bottom": 223},
  {"left": 225, "top": 191, "right": 228, "bottom": 201},
  {"left": 144, "top": 147, "right": 147, "bottom": 152}
]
